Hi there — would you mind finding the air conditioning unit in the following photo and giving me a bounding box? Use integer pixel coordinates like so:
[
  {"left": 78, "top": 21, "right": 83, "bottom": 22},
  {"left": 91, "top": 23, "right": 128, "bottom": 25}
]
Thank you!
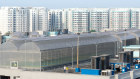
[
  {"left": 100, "top": 54, "right": 111, "bottom": 70},
  {"left": 91, "top": 56, "right": 101, "bottom": 69},
  {"left": 126, "top": 51, "right": 133, "bottom": 65},
  {"left": 101, "top": 70, "right": 114, "bottom": 76},
  {"left": 119, "top": 52, "right": 127, "bottom": 63}
]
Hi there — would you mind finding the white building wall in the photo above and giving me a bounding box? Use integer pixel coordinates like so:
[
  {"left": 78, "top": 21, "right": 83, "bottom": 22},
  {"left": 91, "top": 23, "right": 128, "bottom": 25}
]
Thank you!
[
  {"left": 0, "top": 7, "right": 29, "bottom": 35},
  {"left": 29, "top": 7, "right": 48, "bottom": 32},
  {"left": 0, "top": 7, "right": 9, "bottom": 35},
  {"left": 109, "top": 8, "right": 131, "bottom": 31},
  {"left": 68, "top": 8, "right": 90, "bottom": 33},
  {"left": 48, "top": 9, "right": 63, "bottom": 31},
  {"left": 90, "top": 8, "right": 109, "bottom": 32},
  {"left": 14, "top": 7, "right": 29, "bottom": 32},
  {"left": 1, "top": 7, "right": 140, "bottom": 34},
  {"left": 67, "top": 9, "right": 73, "bottom": 33},
  {"left": 131, "top": 8, "right": 140, "bottom": 29},
  {"left": 62, "top": 9, "right": 68, "bottom": 29}
]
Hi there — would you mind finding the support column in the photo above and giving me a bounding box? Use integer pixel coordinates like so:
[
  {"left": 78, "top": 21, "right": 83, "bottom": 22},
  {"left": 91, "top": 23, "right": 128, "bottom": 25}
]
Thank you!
[
  {"left": 130, "top": 71, "right": 134, "bottom": 79},
  {"left": 10, "top": 76, "right": 14, "bottom": 79}
]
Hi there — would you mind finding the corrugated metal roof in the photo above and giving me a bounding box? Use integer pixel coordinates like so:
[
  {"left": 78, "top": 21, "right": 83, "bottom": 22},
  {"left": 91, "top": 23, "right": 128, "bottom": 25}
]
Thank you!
[
  {"left": 1, "top": 30, "right": 138, "bottom": 51},
  {"left": 25, "top": 32, "right": 118, "bottom": 50}
]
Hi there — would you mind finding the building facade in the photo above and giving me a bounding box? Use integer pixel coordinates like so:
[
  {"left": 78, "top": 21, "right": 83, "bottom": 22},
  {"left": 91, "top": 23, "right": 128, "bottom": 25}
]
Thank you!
[
  {"left": 68, "top": 8, "right": 90, "bottom": 33},
  {"left": 0, "top": 7, "right": 48, "bottom": 35},
  {"left": 90, "top": 8, "right": 109, "bottom": 32},
  {"left": 109, "top": 8, "right": 131, "bottom": 31},
  {"left": 29, "top": 7, "right": 48, "bottom": 32},
  {"left": 0, "top": 7, "right": 9, "bottom": 35},
  {"left": 131, "top": 8, "right": 140, "bottom": 29},
  {"left": 48, "top": 9, "right": 62, "bottom": 31},
  {"left": 0, "top": 7, "right": 29, "bottom": 34},
  {"left": 1, "top": 7, "right": 140, "bottom": 34}
]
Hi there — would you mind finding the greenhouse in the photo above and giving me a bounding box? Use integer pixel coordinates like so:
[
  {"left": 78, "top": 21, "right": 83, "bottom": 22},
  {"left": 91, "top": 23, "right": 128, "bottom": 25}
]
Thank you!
[
  {"left": 0, "top": 39, "right": 32, "bottom": 69},
  {"left": 130, "top": 29, "right": 140, "bottom": 44},
  {"left": 0, "top": 30, "right": 139, "bottom": 71}
]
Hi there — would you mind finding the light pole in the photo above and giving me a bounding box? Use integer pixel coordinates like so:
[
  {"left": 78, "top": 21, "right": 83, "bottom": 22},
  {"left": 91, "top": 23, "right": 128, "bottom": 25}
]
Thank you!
[
  {"left": 125, "top": 29, "right": 127, "bottom": 46},
  {"left": 24, "top": 39, "right": 27, "bottom": 70},
  {"left": 96, "top": 44, "right": 98, "bottom": 56},
  {"left": 96, "top": 35, "right": 98, "bottom": 56},
  {"left": 77, "top": 33, "right": 80, "bottom": 68},
  {"left": 72, "top": 46, "right": 73, "bottom": 68}
]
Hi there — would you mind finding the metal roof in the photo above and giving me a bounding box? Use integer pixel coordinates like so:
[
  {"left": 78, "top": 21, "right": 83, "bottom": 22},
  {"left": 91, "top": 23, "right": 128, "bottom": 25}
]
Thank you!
[
  {"left": 28, "top": 33, "right": 118, "bottom": 50},
  {"left": 1, "top": 30, "right": 139, "bottom": 51}
]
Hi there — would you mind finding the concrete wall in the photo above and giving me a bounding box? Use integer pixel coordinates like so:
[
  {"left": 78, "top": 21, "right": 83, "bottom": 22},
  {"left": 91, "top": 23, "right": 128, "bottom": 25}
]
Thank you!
[
  {"left": 132, "top": 69, "right": 140, "bottom": 79},
  {"left": 0, "top": 68, "right": 112, "bottom": 79},
  {"left": 116, "top": 72, "right": 131, "bottom": 79},
  {"left": 115, "top": 69, "right": 140, "bottom": 79},
  {"left": 1, "top": 68, "right": 140, "bottom": 79}
]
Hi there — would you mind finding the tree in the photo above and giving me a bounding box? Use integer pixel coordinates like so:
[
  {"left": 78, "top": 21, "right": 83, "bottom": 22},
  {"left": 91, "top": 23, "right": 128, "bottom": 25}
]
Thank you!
[
  {"left": 90, "top": 30, "right": 96, "bottom": 32},
  {"left": 4, "top": 32, "right": 10, "bottom": 36}
]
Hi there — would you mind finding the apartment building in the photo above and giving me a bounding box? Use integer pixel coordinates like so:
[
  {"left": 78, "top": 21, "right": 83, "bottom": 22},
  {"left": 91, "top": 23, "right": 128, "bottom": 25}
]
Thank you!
[
  {"left": 1, "top": 7, "right": 140, "bottom": 34},
  {"left": 29, "top": 7, "right": 48, "bottom": 32},
  {"left": 131, "top": 8, "right": 140, "bottom": 29},
  {"left": 0, "top": 7, "right": 9, "bottom": 34},
  {"left": 90, "top": 8, "right": 109, "bottom": 32},
  {"left": 48, "top": 9, "right": 62, "bottom": 31},
  {"left": 109, "top": 8, "right": 131, "bottom": 31},
  {"left": 68, "top": 8, "right": 90, "bottom": 33},
  {"left": 0, "top": 7, "right": 29, "bottom": 34},
  {"left": 48, "top": 8, "right": 140, "bottom": 33}
]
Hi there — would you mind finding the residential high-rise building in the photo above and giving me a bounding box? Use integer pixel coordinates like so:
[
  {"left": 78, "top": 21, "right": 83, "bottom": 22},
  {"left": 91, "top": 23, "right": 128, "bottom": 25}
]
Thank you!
[
  {"left": 0, "top": 7, "right": 29, "bottom": 34},
  {"left": 131, "top": 8, "right": 140, "bottom": 29},
  {"left": 29, "top": 7, "right": 48, "bottom": 32},
  {"left": 109, "top": 8, "right": 131, "bottom": 31},
  {"left": 48, "top": 9, "right": 62, "bottom": 31},
  {"left": 1, "top": 7, "right": 140, "bottom": 35},
  {"left": 67, "top": 8, "right": 90, "bottom": 33},
  {"left": 62, "top": 9, "right": 69, "bottom": 30},
  {"left": 90, "top": 8, "right": 109, "bottom": 32},
  {"left": 0, "top": 7, "right": 9, "bottom": 34},
  {"left": 48, "top": 8, "right": 140, "bottom": 33}
]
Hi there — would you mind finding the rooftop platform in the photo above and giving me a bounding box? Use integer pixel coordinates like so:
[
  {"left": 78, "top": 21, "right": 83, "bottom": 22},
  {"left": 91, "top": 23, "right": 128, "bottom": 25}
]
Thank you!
[{"left": 123, "top": 45, "right": 140, "bottom": 49}]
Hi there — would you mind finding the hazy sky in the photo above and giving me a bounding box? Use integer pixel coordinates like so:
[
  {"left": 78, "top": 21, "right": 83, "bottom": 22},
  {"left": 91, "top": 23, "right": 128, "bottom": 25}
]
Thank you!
[{"left": 0, "top": 0, "right": 140, "bottom": 9}]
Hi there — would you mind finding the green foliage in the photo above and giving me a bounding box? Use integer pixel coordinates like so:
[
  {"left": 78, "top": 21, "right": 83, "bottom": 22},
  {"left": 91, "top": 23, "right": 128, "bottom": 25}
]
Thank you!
[
  {"left": 90, "top": 30, "right": 96, "bottom": 32},
  {"left": 5, "top": 32, "right": 10, "bottom": 36}
]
